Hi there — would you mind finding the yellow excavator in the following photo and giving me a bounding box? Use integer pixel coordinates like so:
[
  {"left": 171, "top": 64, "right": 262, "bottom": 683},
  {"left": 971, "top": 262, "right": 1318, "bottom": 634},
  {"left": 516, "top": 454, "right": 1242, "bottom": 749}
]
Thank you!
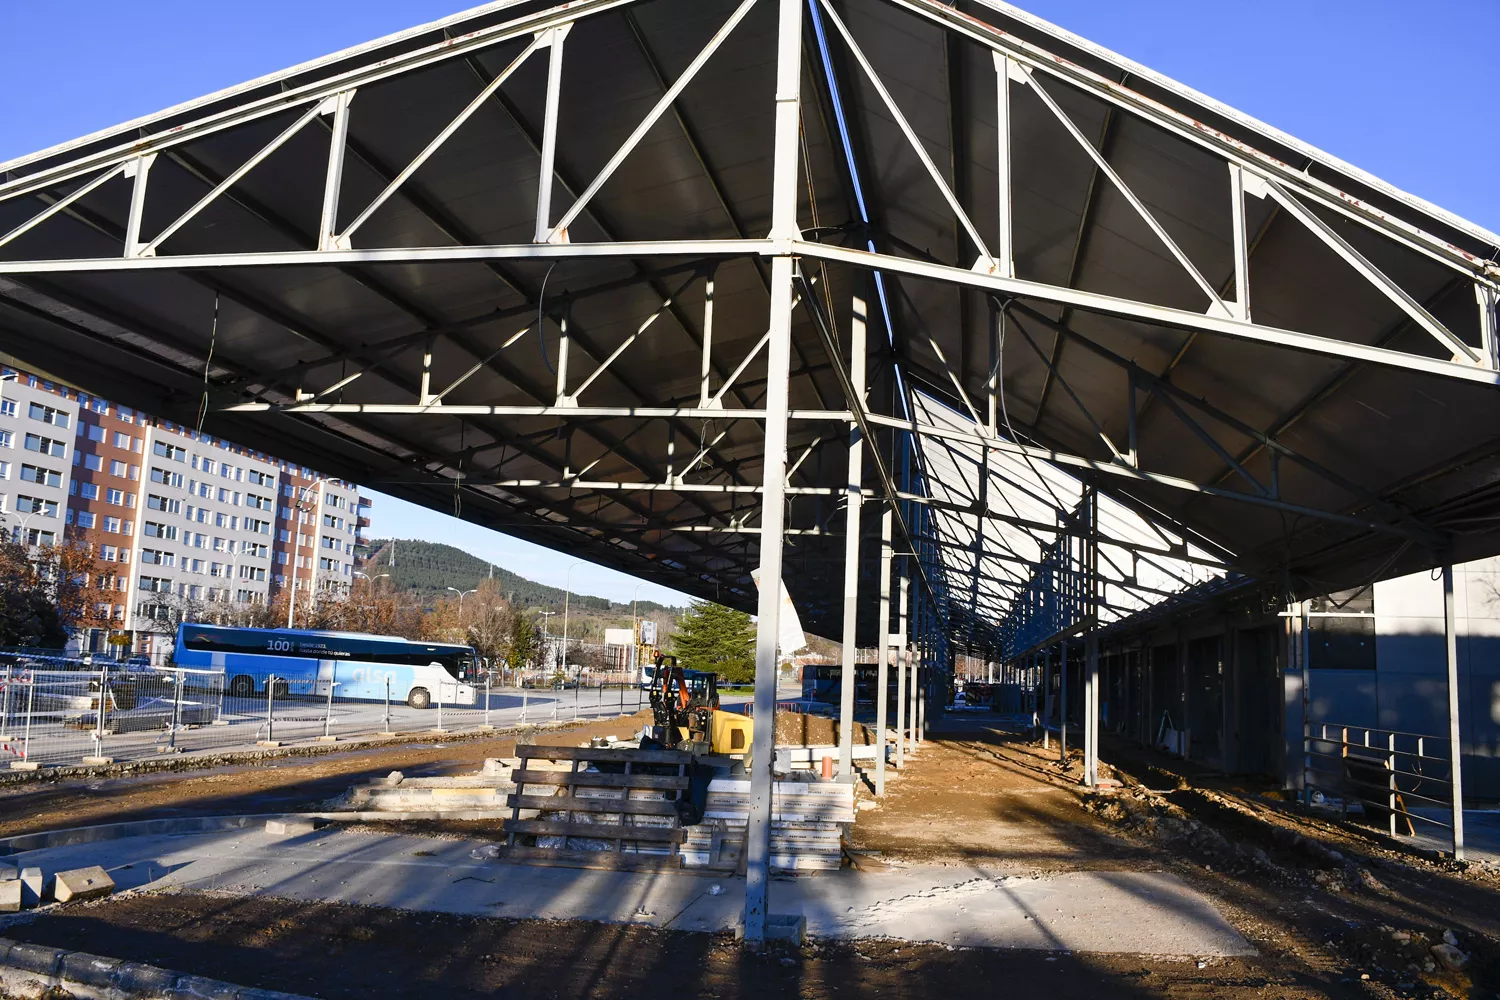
[{"left": 646, "top": 654, "right": 753, "bottom": 756}]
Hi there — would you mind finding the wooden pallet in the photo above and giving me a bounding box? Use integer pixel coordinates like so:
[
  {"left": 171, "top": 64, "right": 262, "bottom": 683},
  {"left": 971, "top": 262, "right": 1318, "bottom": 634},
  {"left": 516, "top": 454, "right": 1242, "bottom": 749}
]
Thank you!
[{"left": 501, "top": 744, "right": 694, "bottom": 870}]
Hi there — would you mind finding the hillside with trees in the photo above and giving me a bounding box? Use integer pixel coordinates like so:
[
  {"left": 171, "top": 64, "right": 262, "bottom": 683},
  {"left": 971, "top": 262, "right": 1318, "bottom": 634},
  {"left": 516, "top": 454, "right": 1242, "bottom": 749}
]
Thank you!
[{"left": 361, "top": 539, "right": 677, "bottom": 616}]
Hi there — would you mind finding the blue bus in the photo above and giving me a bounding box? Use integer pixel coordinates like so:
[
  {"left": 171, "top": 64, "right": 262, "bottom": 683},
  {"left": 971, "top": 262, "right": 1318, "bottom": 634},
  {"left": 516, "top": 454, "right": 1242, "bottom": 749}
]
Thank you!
[{"left": 172, "top": 623, "right": 480, "bottom": 709}]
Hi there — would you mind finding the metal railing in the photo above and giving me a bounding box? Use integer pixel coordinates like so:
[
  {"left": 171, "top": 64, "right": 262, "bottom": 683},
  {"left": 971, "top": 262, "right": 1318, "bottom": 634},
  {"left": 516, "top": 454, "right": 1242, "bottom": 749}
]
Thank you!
[
  {"left": 1302, "top": 721, "right": 1464, "bottom": 856},
  {"left": 0, "top": 651, "right": 649, "bottom": 769}
]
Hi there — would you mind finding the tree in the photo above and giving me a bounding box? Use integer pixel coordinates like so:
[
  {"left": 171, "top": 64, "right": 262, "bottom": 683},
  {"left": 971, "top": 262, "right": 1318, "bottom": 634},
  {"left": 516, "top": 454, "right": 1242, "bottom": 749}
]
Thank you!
[
  {"left": 504, "top": 614, "right": 539, "bottom": 671},
  {"left": 0, "top": 534, "right": 98, "bottom": 647},
  {"left": 670, "top": 601, "right": 756, "bottom": 683}
]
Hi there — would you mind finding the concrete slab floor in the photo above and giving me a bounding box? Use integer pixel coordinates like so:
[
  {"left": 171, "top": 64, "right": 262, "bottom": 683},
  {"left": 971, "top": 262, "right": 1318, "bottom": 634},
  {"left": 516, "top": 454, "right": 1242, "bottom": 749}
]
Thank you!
[{"left": 1, "top": 828, "right": 1253, "bottom": 957}]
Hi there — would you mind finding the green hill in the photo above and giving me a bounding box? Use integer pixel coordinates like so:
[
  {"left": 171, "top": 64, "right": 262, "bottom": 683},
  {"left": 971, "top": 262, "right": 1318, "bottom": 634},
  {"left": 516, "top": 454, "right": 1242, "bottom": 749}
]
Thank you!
[{"left": 360, "top": 538, "right": 678, "bottom": 614}]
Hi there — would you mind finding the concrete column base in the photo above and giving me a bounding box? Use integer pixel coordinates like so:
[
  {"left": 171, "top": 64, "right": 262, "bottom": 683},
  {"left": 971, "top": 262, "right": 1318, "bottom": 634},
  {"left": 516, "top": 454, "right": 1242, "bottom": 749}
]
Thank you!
[{"left": 736, "top": 913, "right": 806, "bottom": 946}]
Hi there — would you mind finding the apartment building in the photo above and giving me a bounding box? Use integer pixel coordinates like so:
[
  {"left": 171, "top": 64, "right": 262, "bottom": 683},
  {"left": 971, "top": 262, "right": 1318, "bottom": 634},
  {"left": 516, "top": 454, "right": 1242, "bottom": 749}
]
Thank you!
[
  {"left": 0, "top": 365, "right": 369, "bottom": 659},
  {"left": 0, "top": 374, "right": 80, "bottom": 549}
]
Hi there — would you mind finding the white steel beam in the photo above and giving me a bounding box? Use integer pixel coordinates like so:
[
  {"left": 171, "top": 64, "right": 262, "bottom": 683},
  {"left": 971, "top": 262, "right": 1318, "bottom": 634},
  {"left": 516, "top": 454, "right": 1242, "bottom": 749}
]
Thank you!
[
  {"left": 547, "top": 0, "right": 758, "bottom": 243},
  {"left": 883, "top": 0, "right": 1500, "bottom": 286},
  {"left": 318, "top": 91, "right": 356, "bottom": 251},
  {"left": 1020, "top": 65, "right": 1228, "bottom": 316},
  {"left": 0, "top": 0, "right": 645, "bottom": 208},
  {"left": 0, "top": 165, "right": 123, "bottom": 252},
  {"left": 875, "top": 503, "right": 893, "bottom": 796},
  {"left": 140, "top": 100, "right": 328, "bottom": 257},
  {"left": 793, "top": 240, "right": 1500, "bottom": 387},
  {"left": 337, "top": 35, "right": 548, "bottom": 249},
  {"left": 1228, "top": 163, "right": 1251, "bottom": 321},
  {"left": 122, "top": 154, "right": 157, "bottom": 259},
  {"left": 0, "top": 239, "right": 769, "bottom": 273},
  {"left": 818, "top": 0, "right": 993, "bottom": 270},
  {"left": 534, "top": 25, "right": 572, "bottom": 243},
  {"left": 992, "top": 53, "right": 1016, "bottom": 279},
  {"left": 1260, "top": 178, "right": 1480, "bottom": 364}
]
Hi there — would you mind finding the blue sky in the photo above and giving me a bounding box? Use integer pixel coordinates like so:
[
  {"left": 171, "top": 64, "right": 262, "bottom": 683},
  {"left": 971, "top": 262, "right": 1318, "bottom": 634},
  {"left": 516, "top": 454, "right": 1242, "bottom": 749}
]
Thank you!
[{"left": 2, "top": 1, "right": 1495, "bottom": 604}]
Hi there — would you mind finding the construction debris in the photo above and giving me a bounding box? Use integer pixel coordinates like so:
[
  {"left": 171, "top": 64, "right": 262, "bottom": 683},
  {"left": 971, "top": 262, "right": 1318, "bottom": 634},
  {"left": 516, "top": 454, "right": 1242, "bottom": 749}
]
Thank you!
[{"left": 51, "top": 866, "right": 114, "bottom": 904}]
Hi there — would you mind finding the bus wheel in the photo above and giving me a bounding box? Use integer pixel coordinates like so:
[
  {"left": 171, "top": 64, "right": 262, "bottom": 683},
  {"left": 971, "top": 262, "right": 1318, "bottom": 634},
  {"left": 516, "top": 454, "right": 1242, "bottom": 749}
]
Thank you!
[
  {"left": 229, "top": 675, "right": 253, "bottom": 698},
  {"left": 407, "top": 687, "right": 431, "bottom": 710},
  {"left": 272, "top": 678, "right": 290, "bottom": 698}
]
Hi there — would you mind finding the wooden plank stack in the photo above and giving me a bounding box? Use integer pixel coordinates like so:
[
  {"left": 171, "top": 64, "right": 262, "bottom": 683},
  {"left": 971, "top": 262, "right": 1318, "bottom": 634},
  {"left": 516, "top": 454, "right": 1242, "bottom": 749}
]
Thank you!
[
  {"left": 681, "top": 777, "right": 855, "bottom": 872},
  {"left": 501, "top": 744, "right": 694, "bottom": 872}
]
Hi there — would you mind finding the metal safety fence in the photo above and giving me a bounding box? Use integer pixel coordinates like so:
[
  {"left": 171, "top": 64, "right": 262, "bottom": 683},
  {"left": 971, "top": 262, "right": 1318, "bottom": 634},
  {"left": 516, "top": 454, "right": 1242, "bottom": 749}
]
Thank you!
[
  {"left": 1, "top": 652, "right": 652, "bottom": 769},
  {"left": 1302, "top": 722, "right": 1465, "bottom": 856}
]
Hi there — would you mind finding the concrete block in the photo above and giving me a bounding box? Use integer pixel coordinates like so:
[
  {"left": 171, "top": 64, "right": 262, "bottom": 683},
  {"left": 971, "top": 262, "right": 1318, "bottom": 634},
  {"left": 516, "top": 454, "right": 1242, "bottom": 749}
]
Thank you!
[
  {"left": 0, "top": 862, "right": 15, "bottom": 882},
  {"left": 256, "top": 740, "right": 282, "bottom": 747},
  {"left": 60, "top": 949, "right": 122, "bottom": 987},
  {"left": 81, "top": 756, "right": 114, "bottom": 766},
  {"left": 384, "top": 770, "right": 404, "bottom": 785},
  {"left": 9, "top": 761, "right": 39, "bottom": 771},
  {"left": 173, "top": 973, "right": 247, "bottom": 1000},
  {"left": 4, "top": 940, "right": 63, "bottom": 976},
  {"left": 52, "top": 865, "right": 115, "bottom": 903},
  {"left": 265, "top": 818, "right": 316, "bottom": 837},
  {"left": 113, "top": 960, "right": 180, "bottom": 995},
  {"left": 316, "top": 735, "right": 339, "bottom": 743},
  {"left": 735, "top": 913, "right": 806, "bottom": 945},
  {"left": 0, "top": 878, "right": 20, "bottom": 913},
  {"left": 20, "top": 866, "right": 43, "bottom": 905}
]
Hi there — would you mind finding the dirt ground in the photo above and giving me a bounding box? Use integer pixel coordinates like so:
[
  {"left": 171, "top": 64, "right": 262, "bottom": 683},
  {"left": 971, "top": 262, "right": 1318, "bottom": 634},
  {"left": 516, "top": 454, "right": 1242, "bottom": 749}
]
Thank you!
[
  {"left": 0, "top": 712, "right": 653, "bottom": 840},
  {"left": 4, "top": 716, "right": 1500, "bottom": 999}
]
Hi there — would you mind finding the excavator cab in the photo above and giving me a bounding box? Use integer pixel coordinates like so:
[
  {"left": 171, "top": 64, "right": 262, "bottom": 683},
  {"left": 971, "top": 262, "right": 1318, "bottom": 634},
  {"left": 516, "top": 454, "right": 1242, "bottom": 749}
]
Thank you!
[{"left": 647, "top": 654, "right": 720, "bottom": 753}]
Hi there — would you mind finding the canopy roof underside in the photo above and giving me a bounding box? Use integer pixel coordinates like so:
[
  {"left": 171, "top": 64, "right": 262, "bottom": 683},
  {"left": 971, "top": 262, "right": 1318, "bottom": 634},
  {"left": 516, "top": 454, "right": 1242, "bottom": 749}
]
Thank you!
[{"left": 1, "top": 0, "right": 1497, "bottom": 647}]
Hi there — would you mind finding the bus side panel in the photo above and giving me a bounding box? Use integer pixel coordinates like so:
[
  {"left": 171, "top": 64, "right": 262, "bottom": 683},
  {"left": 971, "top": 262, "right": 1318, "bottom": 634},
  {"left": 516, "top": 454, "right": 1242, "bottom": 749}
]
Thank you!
[{"left": 337, "top": 662, "right": 418, "bottom": 702}]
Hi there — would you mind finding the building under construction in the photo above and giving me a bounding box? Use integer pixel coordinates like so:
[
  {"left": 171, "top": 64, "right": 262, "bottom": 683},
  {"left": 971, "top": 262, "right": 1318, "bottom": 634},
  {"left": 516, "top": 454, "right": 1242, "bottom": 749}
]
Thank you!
[{"left": 2, "top": 0, "right": 1498, "bottom": 941}]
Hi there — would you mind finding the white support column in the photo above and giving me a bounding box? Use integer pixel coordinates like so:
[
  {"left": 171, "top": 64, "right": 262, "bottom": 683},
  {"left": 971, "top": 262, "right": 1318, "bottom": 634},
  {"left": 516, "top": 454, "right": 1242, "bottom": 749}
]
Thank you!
[
  {"left": 319, "top": 91, "right": 355, "bottom": 252},
  {"left": 895, "top": 574, "right": 909, "bottom": 769},
  {"left": 875, "top": 504, "right": 893, "bottom": 796},
  {"left": 699, "top": 270, "right": 716, "bottom": 408},
  {"left": 1442, "top": 564, "right": 1466, "bottom": 860},
  {"left": 122, "top": 154, "right": 156, "bottom": 258},
  {"left": 1085, "top": 633, "right": 1099, "bottom": 787},
  {"left": 992, "top": 53, "right": 1016, "bottom": 279},
  {"left": 553, "top": 311, "right": 570, "bottom": 404},
  {"left": 534, "top": 25, "right": 572, "bottom": 244},
  {"left": 743, "top": 0, "right": 802, "bottom": 947},
  {"left": 837, "top": 294, "right": 868, "bottom": 778},
  {"left": 1228, "top": 163, "right": 1251, "bottom": 322},
  {"left": 1043, "top": 645, "right": 1053, "bottom": 750}
]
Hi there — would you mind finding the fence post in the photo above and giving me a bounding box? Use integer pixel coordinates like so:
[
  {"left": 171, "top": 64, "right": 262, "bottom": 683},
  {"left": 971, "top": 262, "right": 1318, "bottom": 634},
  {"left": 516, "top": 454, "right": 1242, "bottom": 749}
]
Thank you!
[
  {"left": 322, "top": 681, "right": 337, "bottom": 741},
  {"left": 484, "top": 677, "right": 492, "bottom": 730},
  {"left": 383, "top": 676, "right": 392, "bottom": 734},
  {"left": 93, "top": 657, "right": 109, "bottom": 759},
  {"left": 1, "top": 664, "right": 11, "bottom": 738},
  {"left": 521, "top": 682, "right": 528, "bottom": 724},
  {"left": 23, "top": 672, "right": 35, "bottom": 763},
  {"left": 169, "top": 669, "right": 183, "bottom": 750},
  {"left": 619, "top": 675, "right": 625, "bottom": 716},
  {"left": 435, "top": 684, "right": 444, "bottom": 733},
  {"left": 265, "top": 675, "right": 275, "bottom": 744},
  {"left": 1387, "top": 732, "right": 1397, "bottom": 838},
  {"left": 574, "top": 679, "right": 580, "bottom": 721}
]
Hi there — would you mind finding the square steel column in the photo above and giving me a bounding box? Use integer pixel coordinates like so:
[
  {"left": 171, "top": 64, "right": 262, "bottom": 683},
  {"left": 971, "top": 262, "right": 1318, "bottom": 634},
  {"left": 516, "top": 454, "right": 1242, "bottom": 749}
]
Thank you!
[
  {"left": 742, "top": 0, "right": 803, "bottom": 946},
  {"left": 875, "top": 503, "right": 893, "bottom": 796},
  {"left": 837, "top": 293, "right": 868, "bottom": 778},
  {"left": 1084, "top": 634, "right": 1099, "bottom": 787},
  {"left": 1442, "top": 564, "right": 1466, "bottom": 860}
]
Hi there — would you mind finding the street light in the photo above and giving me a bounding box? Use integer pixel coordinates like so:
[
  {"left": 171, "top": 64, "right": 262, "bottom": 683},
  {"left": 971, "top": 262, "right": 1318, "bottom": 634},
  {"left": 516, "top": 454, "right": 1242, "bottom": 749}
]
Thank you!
[
  {"left": 445, "top": 586, "right": 477, "bottom": 610},
  {"left": 631, "top": 581, "right": 649, "bottom": 686},
  {"left": 355, "top": 571, "right": 390, "bottom": 583},
  {"left": 286, "top": 477, "right": 328, "bottom": 628}
]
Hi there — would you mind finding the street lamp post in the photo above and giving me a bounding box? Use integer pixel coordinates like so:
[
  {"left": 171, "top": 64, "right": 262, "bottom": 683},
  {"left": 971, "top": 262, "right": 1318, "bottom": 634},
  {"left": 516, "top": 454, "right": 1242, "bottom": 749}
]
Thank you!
[
  {"left": 286, "top": 478, "right": 327, "bottom": 628},
  {"left": 445, "top": 586, "right": 477, "bottom": 610}
]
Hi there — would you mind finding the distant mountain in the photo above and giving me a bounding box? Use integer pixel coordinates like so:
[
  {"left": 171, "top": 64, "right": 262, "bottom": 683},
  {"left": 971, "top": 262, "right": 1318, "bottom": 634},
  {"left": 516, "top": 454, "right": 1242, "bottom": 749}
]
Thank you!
[{"left": 360, "top": 538, "right": 679, "bottom": 614}]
